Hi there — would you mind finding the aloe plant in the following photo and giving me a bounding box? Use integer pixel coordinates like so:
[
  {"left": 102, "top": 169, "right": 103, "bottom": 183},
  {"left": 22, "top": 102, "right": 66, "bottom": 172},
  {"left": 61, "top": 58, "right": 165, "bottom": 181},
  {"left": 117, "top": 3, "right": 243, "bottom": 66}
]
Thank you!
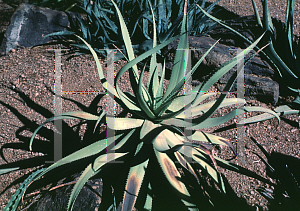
[
  {"left": 2, "top": 0, "right": 281, "bottom": 210},
  {"left": 45, "top": 0, "right": 219, "bottom": 61},
  {"left": 253, "top": 0, "right": 300, "bottom": 92},
  {"left": 197, "top": 0, "right": 300, "bottom": 122}
]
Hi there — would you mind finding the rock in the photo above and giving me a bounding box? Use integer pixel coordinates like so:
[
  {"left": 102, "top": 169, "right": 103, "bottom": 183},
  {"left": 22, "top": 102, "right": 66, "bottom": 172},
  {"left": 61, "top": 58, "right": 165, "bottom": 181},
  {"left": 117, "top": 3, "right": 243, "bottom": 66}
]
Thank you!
[
  {"left": 27, "top": 176, "right": 123, "bottom": 211},
  {"left": 244, "top": 75, "right": 279, "bottom": 104},
  {"left": 0, "top": 2, "right": 15, "bottom": 47},
  {"left": 161, "top": 36, "right": 279, "bottom": 105},
  {"left": 208, "top": 15, "right": 285, "bottom": 49},
  {"left": 0, "top": 3, "right": 75, "bottom": 54},
  {"left": 208, "top": 15, "right": 262, "bottom": 48}
]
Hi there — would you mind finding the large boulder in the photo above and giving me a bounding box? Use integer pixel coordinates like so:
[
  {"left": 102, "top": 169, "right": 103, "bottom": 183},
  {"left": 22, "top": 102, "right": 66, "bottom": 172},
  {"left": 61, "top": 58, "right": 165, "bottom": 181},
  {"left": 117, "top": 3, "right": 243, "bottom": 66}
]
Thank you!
[
  {"left": 27, "top": 177, "right": 107, "bottom": 211},
  {"left": 0, "top": 3, "right": 74, "bottom": 54},
  {"left": 208, "top": 15, "right": 286, "bottom": 50},
  {"left": 161, "top": 35, "right": 280, "bottom": 105}
]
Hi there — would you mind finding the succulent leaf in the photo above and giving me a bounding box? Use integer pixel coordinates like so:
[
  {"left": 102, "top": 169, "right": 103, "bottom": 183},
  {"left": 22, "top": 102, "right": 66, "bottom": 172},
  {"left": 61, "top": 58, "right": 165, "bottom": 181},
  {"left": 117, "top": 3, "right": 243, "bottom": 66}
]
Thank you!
[
  {"left": 0, "top": 167, "right": 20, "bottom": 176},
  {"left": 153, "top": 130, "right": 171, "bottom": 152},
  {"left": 4, "top": 168, "right": 46, "bottom": 211},
  {"left": 68, "top": 152, "right": 128, "bottom": 211},
  {"left": 123, "top": 155, "right": 149, "bottom": 210},
  {"left": 113, "top": 129, "right": 136, "bottom": 150},
  {"left": 29, "top": 111, "right": 104, "bottom": 150},
  {"left": 107, "top": 117, "right": 144, "bottom": 130},
  {"left": 30, "top": 134, "right": 124, "bottom": 183},
  {"left": 154, "top": 147, "right": 196, "bottom": 208}
]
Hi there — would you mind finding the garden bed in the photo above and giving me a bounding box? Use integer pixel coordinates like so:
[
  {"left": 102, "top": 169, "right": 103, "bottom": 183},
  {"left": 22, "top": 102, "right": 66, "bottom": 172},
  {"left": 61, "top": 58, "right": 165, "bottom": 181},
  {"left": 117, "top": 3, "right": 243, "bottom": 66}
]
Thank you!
[{"left": 0, "top": 0, "right": 299, "bottom": 210}]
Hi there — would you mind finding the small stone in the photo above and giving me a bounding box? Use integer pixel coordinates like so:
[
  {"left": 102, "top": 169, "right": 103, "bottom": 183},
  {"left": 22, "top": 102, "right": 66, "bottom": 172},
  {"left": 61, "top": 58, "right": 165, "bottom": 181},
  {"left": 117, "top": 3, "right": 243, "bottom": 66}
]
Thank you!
[{"left": 291, "top": 128, "right": 298, "bottom": 133}]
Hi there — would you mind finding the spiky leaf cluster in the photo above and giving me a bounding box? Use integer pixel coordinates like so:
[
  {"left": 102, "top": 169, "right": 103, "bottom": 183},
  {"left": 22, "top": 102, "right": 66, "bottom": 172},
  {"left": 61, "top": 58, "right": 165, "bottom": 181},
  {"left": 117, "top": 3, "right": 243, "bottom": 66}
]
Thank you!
[{"left": 45, "top": 0, "right": 219, "bottom": 61}]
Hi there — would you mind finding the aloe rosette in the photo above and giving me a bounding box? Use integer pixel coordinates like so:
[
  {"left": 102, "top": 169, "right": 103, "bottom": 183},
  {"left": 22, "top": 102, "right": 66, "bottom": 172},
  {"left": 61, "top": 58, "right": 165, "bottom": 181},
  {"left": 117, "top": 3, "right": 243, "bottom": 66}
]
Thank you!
[{"left": 3, "top": 0, "right": 280, "bottom": 210}]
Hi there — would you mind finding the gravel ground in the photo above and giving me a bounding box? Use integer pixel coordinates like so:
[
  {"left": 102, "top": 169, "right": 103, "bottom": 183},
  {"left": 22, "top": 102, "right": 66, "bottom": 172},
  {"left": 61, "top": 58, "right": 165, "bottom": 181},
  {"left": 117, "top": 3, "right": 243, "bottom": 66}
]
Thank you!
[
  {"left": 0, "top": 45, "right": 299, "bottom": 211},
  {"left": 0, "top": 1, "right": 300, "bottom": 210},
  {"left": 207, "top": 0, "right": 300, "bottom": 37}
]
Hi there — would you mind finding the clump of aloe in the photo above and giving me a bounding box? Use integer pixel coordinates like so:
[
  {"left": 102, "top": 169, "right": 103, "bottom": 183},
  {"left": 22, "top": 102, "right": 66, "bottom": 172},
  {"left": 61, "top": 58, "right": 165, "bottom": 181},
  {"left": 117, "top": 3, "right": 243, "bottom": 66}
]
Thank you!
[
  {"left": 198, "top": 0, "right": 300, "bottom": 122},
  {"left": 45, "top": 0, "right": 219, "bottom": 61}
]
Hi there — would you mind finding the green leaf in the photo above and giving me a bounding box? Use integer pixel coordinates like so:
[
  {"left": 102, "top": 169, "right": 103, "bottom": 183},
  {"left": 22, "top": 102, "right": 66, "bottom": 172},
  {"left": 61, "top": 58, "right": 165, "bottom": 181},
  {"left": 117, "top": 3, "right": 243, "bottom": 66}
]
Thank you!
[
  {"left": 242, "top": 104, "right": 299, "bottom": 123},
  {"left": 163, "top": 2, "right": 189, "bottom": 101},
  {"left": 147, "top": 0, "right": 158, "bottom": 89},
  {"left": 93, "top": 109, "right": 106, "bottom": 133},
  {"left": 154, "top": 60, "right": 166, "bottom": 110},
  {"left": 111, "top": 0, "right": 140, "bottom": 83},
  {"left": 68, "top": 153, "right": 127, "bottom": 211},
  {"left": 199, "top": 0, "right": 299, "bottom": 91},
  {"left": 153, "top": 130, "right": 170, "bottom": 152},
  {"left": 191, "top": 92, "right": 216, "bottom": 107},
  {"left": 286, "top": 0, "right": 296, "bottom": 58},
  {"left": 149, "top": 66, "right": 160, "bottom": 108},
  {"left": 143, "top": 182, "right": 153, "bottom": 210},
  {"left": 187, "top": 131, "right": 232, "bottom": 147},
  {"left": 74, "top": 35, "right": 118, "bottom": 98},
  {"left": 112, "top": 129, "right": 136, "bottom": 150},
  {"left": 193, "top": 151, "right": 224, "bottom": 191},
  {"left": 239, "top": 106, "right": 280, "bottom": 125},
  {"left": 196, "top": 4, "right": 253, "bottom": 48},
  {"left": 154, "top": 147, "right": 196, "bottom": 208},
  {"left": 0, "top": 167, "right": 19, "bottom": 175},
  {"left": 115, "top": 34, "right": 180, "bottom": 86},
  {"left": 175, "top": 98, "right": 245, "bottom": 118},
  {"left": 187, "top": 105, "right": 279, "bottom": 129},
  {"left": 251, "top": 0, "right": 263, "bottom": 27},
  {"left": 43, "top": 31, "right": 76, "bottom": 38},
  {"left": 123, "top": 153, "right": 149, "bottom": 211},
  {"left": 199, "top": 33, "right": 265, "bottom": 93},
  {"left": 68, "top": 163, "right": 96, "bottom": 211},
  {"left": 166, "top": 92, "right": 198, "bottom": 113},
  {"left": 108, "top": 117, "right": 144, "bottom": 130},
  {"left": 29, "top": 111, "right": 103, "bottom": 150},
  {"left": 174, "top": 151, "right": 199, "bottom": 183},
  {"left": 32, "top": 134, "right": 124, "bottom": 182},
  {"left": 4, "top": 168, "right": 46, "bottom": 211},
  {"left": 140, "top": 119, "right": 160, "bottom": 139},
  {"left": 93, "top": 152, "right": 127, "bottom": 171},
  {"left": 262, "top": 0, "right": 274, "bottom": 34},
  {"left": 137, "top": 63, "right": 156, "bottom": 118}
]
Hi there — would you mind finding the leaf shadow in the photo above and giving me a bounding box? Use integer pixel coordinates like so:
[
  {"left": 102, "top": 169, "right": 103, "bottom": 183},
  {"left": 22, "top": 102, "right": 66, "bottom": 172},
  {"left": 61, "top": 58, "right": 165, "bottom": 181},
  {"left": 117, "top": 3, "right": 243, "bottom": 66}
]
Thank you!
[{"left": 0, "top": 83, "right": 112, "bottom": 198}]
